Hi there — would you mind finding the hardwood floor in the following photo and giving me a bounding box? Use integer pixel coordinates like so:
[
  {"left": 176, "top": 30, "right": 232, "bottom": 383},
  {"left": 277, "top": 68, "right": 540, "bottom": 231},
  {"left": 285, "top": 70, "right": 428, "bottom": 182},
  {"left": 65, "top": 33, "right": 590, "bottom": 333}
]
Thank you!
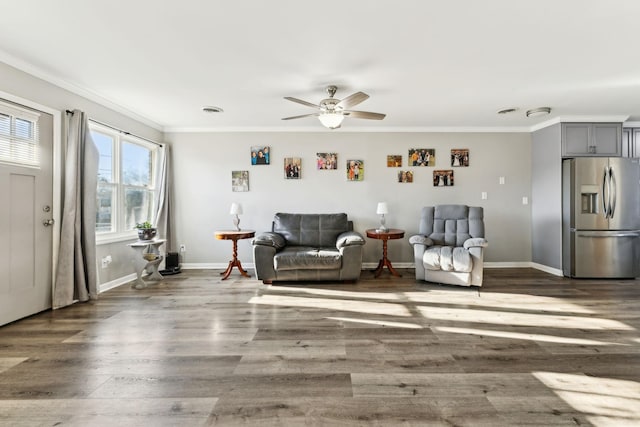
[{"left": 0, "top": 268, "right": 639, "bottom": 426}]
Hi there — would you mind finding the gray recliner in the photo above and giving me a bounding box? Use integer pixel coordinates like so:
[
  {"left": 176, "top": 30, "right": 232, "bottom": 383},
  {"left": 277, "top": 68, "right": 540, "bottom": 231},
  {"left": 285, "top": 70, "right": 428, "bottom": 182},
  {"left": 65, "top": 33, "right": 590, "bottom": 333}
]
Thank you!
[
  {"left": 252, "top": 213, "right": 365, "bottom": 284},
  {"left": 409, "top": 205, "right": 488, "bottom": 287}
]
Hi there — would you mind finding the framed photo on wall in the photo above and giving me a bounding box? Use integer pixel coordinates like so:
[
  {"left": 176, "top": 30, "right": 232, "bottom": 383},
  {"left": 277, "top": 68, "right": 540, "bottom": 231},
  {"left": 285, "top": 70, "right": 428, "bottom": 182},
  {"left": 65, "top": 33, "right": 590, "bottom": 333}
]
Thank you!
[
  {"left": 433, "top": 170, "right": 454, "bottom": 187},
  {"left": 284, "top": 157, "right": 301, "bottom": 179},
  {"left": 231, "top": 170, "right": 249, "bottom": 192},
  {"left": 408, "top": 148, "right": 435, "bottom": 166},
  {"left": 251, "top": 146, "right": 270, "bottom": 165},
  {"left": 387, "top": 155, "right": 402, "bottom": 167},
  {"left": 317, "top": 153, "right": 338, "bottom": 170},
  {"left": 346, "top": 159, "right": 364, "bottom": 181},
  {"left": 451, "top": 149, "right": 469, "bottom": 167},
  {"left": 398, "top": 170, "right": 413, "bottom": 183}
]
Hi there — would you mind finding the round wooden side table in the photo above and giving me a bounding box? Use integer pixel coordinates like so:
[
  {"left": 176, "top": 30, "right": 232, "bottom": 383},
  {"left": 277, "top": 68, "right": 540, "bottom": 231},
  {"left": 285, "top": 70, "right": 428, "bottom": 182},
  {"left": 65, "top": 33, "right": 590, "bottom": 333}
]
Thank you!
[
  {"left": 215, "top": 230, "right": 255, "bottom": 280},
  {"left": 366, "top": 228, "right": 405, "bottom": 278}
]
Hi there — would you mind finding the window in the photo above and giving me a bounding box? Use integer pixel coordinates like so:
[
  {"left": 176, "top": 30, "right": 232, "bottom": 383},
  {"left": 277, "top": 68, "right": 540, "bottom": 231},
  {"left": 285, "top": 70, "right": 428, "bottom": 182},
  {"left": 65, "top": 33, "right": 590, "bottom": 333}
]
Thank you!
[
  {"left": 0, "top": 101, "right": 40, "bottom": 167},
  {"left": 90, "top": 123, "right": 158, "bottom": 241}
]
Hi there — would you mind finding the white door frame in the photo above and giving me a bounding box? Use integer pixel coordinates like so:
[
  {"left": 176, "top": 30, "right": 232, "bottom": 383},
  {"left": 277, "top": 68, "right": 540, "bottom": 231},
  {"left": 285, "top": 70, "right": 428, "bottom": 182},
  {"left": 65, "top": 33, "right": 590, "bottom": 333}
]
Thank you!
[{"left": 0, "top": 89, "right": 62, "bottom": 302}]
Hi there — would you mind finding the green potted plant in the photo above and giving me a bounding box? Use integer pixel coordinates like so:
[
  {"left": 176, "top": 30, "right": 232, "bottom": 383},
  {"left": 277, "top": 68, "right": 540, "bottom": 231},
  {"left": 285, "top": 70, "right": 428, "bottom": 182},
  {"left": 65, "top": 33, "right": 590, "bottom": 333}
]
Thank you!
[{"left": 135, "top": 221, "right": 157, "bottom": 241}]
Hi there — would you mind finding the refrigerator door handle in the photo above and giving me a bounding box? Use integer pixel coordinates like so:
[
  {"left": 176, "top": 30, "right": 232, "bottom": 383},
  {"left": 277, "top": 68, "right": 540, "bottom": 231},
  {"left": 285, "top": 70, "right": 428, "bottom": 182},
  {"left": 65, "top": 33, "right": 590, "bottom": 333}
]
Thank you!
[
  {"left": 609, "top": 166, "right": 616, "bottom": 219},
  {"left": 577, "top": 231, "right": 640, "bottom": 238},
  {"left": 602, "top": 166, "right": 609, "bottom": 218}
]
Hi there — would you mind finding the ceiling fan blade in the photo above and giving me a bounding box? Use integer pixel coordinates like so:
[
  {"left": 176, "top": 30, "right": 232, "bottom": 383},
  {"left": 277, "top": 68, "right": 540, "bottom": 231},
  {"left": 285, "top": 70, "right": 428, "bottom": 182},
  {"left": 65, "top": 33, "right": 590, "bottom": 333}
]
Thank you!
[
  {"left": 337, "top": 92, "right": 369, "bottom": 110},
  {"left": 343, "top": 110, "right": 386, "bottom": 120},
  {"left": 284, "top": 97, "right": 318, "bottom": 108},
  {"left": 281, "top": 113, "right": 319, "bottom": 121}
]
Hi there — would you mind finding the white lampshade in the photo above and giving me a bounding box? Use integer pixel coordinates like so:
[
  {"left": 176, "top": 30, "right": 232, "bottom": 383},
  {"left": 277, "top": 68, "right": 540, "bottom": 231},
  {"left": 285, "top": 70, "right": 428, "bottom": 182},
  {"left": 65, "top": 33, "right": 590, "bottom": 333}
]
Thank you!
[
  {"left": 229, "top": 202, "right": 243, "bottom": 215},
  {"left": 376, "top": 202, "right": 389, "bottom": 215},
  {"left": 318, "top": 112, "right": 344, "bottom": 129}
]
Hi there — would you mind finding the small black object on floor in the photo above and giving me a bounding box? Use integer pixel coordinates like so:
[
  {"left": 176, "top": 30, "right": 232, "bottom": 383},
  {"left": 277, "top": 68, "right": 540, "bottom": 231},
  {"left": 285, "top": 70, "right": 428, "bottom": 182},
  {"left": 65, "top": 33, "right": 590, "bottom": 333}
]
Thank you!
[{"left": 160, "top": 266, "right": 181, "bottom": 275}]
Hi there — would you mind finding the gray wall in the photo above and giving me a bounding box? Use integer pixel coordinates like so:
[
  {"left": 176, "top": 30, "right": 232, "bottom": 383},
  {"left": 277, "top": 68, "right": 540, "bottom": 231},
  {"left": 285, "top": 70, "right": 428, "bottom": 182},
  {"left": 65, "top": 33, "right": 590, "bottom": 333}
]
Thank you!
[
  {"left": 531, "top": 124, "right": 562, "bottom": 270},
  {"left": 167, "top": 131, "right": 533, "bottom": 267}
]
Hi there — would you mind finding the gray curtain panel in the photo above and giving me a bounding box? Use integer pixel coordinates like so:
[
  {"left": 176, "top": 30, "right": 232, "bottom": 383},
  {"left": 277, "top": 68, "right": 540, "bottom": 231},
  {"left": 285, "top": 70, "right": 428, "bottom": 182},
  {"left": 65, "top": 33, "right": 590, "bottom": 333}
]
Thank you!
[
  {"left": 53, "top": 109, "right": 99, "bottom": 308},
  {"left": 154, "top": 144, "right": 173, "bottom": 251}
]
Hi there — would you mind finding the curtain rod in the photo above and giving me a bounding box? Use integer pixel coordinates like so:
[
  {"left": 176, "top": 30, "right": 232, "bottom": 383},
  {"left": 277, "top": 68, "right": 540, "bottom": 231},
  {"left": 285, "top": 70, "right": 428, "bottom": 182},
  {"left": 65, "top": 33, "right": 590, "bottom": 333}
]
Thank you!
[{"left": 65, "top": 110, "right": 163, "bottom": 147}]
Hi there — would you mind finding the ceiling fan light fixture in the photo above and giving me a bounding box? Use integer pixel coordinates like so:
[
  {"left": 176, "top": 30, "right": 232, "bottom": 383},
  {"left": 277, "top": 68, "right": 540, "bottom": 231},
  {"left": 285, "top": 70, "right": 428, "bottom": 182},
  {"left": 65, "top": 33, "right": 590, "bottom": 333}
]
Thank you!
[
  {"left": 526, "top": 107, "right": 551, "bottom": 118},
  {"left": 318, "top": 112, "right": 344, "bottom": 129}
]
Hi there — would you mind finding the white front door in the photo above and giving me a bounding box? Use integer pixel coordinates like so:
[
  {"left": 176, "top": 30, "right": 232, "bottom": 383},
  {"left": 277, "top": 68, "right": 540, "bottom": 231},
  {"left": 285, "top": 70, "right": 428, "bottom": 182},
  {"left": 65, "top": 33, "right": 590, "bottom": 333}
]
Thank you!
[{"left": 0, "top": 100, "right": 54, "bottom": 326}]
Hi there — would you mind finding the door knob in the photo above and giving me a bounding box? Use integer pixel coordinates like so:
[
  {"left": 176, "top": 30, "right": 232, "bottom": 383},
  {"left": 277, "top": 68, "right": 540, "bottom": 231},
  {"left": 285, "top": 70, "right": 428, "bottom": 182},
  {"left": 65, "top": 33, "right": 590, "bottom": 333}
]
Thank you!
[{"left": 43, "top": 219, "right": 55, "bottom": 226}]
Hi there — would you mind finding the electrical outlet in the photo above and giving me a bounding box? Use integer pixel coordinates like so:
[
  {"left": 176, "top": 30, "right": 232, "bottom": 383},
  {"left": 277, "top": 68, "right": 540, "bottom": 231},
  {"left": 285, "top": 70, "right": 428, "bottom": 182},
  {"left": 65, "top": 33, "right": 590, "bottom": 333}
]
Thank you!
[
  {"left": 522, "top": 196, "right": 529, "bottom": 205},
  {"left": 481, "top": 192, "right": 488, "bottom": 200},
  {"left": 101, "top": 255, "right": 112, "bottom": 269},
  {"left": 499, "top": 176, "right": 505, "bottom": 185},
  {"left": 180, "top": 244, "right": 186, "bottom": 253}
]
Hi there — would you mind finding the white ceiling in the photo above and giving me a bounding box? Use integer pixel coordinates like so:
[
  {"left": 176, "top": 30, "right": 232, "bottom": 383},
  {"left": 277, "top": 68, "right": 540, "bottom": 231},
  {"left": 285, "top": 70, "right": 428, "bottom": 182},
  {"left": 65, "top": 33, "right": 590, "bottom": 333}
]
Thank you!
[{"left": 1, "top": 0, "right": 639, "bottom": 132}]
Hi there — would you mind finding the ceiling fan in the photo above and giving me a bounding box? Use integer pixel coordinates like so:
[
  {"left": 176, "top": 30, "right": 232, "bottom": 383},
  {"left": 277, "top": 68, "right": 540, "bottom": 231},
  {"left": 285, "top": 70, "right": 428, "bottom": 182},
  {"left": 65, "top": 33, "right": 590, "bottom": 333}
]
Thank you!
[{"left": 282, "top": 85, "right": 386, "bottom": 129}]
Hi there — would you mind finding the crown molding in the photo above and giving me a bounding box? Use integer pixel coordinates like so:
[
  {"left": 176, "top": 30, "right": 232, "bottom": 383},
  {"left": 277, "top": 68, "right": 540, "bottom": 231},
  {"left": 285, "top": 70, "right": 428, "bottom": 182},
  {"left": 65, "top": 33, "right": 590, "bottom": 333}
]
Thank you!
[
  {"left": 0, "top": 50, "right": 163, "bottom": 131},
  {"left": 163, "top": 125, "right": 533, "bottom": 133}
]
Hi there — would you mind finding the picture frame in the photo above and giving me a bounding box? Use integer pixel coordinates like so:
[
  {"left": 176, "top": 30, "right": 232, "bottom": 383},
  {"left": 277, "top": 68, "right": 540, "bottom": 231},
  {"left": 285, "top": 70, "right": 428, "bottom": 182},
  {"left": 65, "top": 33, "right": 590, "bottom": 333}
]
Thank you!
[
  {"left": 451, "top": 149, "right": 469, "bottom": 167},
  {"left": 387, "top": 155, "right": 402, "bottom": 167},
  {"left": 346, "top": 159, "right": 364, "bottom": 181},
  {"left": 408, "top": 148, "right": 435, "bottom": 166},
  {"left": 433, "top": 169, "right": 454, "bottom": 187},
  {"left": 317, "top": 153, "right": 338, "bottom": 170},
  {"left": 231, "top": 170, "right": 249, "bottom": 192},
  {"left": 398, "top": 170, "right": 413, "bottom": 183},
  {"left": 284, "top": 157, "right": 301, "bottom": 179},
  {"left": 251, "top": 146, "right": 270, "bottom": 165}
]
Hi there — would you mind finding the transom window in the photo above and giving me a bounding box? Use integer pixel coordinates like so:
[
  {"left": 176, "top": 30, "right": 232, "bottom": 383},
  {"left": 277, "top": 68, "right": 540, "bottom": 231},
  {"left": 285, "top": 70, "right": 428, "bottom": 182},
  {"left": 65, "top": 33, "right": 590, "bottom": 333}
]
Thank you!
[
  {"left": 90, "top": 123, "right": 158, "bottom": 241},
  {"left": 0, "top": 101, "right": 40, "bottom": 167}
]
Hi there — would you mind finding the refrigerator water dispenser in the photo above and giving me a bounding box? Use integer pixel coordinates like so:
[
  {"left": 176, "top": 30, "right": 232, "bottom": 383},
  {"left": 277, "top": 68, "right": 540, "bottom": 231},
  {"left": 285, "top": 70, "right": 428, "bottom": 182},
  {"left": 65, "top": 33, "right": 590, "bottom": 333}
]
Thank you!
[{"left": 580, "top": 185, "right": 600, "bottom": 214}]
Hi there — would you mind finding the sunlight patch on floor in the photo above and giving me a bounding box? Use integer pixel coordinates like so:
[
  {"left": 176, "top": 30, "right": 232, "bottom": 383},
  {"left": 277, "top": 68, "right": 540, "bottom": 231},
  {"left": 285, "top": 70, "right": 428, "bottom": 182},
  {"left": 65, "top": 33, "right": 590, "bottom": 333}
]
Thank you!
[
  {"left": 266, "top": 286, "right": 403, "bottom": 301},
  {"left": 416, "top": 306, "right": 634, "bottom": 330},
  {"left": 0, "top": 357, "right": 28, "bottom": 374},
  {"left": 326, "top": 317, "right": 423, "bottom": 329},
  {"left": 533, "top": 372, "right": 640, "bottom": 425},
  {"left": 249, "top": 295, "right": 411, "bottom": 317},
  {"left": 405, "top": 291, "right": 594, "bottom": 314},
  {"left": 435, "top": 326, "right": 626, "bottom": 346}
]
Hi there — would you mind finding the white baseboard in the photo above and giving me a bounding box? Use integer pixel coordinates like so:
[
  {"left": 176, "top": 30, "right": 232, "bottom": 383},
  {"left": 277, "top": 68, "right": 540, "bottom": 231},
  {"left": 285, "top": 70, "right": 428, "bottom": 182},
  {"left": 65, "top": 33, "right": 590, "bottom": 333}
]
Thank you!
[
  {"left": 181, "top": 263, "right": 238, "bottom": 270},
  {"left": 485, "top": 261, "right": 563, "bottom": 276},
  {"left": 102, "top": 262, "right": 563, "bottom": 287},
  {"left": 484, "top": 261, "right": 531, "bottom": 268},
  {"left": 181, "top": 261, "right": 560, "bottom": 273},
  {"left": 99, "top": 273, "right": 137, "bottom": 293},
  {"left": 529, "top": 262, "right": 564, "bottom": 276}
]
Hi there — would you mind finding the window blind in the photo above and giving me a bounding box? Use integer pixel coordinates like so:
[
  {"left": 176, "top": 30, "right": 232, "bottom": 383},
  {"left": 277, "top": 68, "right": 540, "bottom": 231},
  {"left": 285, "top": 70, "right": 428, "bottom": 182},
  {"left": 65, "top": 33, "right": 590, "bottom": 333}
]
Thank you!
[{"left": 0, "top": 101, "right": 40, "bottom": 168}]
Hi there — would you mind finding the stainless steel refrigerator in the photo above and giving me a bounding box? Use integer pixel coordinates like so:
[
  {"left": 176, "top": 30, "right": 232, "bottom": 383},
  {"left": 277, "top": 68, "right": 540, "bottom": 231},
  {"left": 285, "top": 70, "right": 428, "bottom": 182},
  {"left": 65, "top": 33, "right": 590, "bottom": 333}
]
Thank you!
[{"left": 562, "top": 157, "right": 640, "bottom": 278}]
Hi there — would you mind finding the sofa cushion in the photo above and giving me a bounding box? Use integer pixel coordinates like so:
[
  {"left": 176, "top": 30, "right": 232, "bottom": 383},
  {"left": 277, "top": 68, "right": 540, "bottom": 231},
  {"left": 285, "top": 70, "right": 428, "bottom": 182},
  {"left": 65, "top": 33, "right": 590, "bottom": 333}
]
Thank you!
[
  {"left": 274, "top": 246, "right": 342, "bottom": 271},
  {"left": 423, "top": 246, "right": 473, "bottom": 273},
  {"left": 273, "top": 213, "right": 349, "bottom": 247}
]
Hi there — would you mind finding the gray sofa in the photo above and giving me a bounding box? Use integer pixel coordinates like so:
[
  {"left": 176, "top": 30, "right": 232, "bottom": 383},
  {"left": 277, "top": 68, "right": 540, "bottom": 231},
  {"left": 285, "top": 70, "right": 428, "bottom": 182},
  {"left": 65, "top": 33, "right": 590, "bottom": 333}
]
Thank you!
[
  {"left": 252, "top": 213, "right": 365, "bottom": 284},
  {"left": 409, "top": 205, "right": 488, "bottom": 287}
]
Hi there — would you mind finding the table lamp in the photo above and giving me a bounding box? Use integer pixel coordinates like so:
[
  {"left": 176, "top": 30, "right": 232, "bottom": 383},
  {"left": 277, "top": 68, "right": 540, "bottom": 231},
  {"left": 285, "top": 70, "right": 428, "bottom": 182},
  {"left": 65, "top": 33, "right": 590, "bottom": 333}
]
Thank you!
[
  {"left": 230, "top": 202, "right": 243, "bottom": 231},
  {"left": 376, "top": 202, "right": 389, "bottom": 232}
]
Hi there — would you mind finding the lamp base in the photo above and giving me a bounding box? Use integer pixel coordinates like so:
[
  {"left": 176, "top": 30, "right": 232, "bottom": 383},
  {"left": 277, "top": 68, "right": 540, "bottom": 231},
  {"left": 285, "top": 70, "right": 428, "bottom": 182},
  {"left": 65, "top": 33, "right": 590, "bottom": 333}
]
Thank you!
[
  {"left": 377, "top": 214, "right": 388, "bottom": 233},
  {"left": 233, "top": 215, "right": 241, "bottom": 231}
]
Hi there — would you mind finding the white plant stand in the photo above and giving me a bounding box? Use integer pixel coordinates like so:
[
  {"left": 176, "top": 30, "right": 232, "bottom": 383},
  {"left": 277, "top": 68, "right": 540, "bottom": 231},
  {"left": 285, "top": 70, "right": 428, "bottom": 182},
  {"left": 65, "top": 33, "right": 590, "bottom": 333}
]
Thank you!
[{"left": 128, "top": 239, "right": 166, "bottom": 289}]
